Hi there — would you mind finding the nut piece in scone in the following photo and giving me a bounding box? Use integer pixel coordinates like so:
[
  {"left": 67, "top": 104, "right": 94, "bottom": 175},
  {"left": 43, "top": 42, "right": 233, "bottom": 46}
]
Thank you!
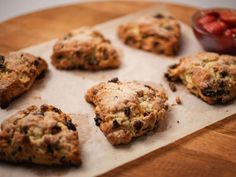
[
  {"left": 51, "top": 27, "right": 120, "bottom": 70},
  {"left": 85, "top": 78, "right": 168, "bottom": 145},
  {"left": 0, "top": 52, "right": 48, "bottom": 109},
  {"left": 118, "top": 14, "right": 181, "bottom": 56},
  {"left": 165, "top": 52, "right": 236, "bottom": 104},
  {"left": 0, "top": 104, "right": 81, "bottom": 166}
]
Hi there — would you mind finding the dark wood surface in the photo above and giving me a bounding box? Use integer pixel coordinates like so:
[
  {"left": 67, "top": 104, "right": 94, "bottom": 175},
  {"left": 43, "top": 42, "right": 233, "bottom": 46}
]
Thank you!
[{"left": 0, "top": 1, "right": 235, "bottom": 177}]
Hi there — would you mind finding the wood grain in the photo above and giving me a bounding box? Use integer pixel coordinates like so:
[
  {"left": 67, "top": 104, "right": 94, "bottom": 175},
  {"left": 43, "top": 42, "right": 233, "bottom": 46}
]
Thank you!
[{"left": 0, "top": 1, "right": 235, "bottom": 177}]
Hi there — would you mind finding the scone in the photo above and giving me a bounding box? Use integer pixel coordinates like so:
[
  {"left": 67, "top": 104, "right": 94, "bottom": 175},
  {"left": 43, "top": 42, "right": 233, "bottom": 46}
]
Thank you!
[
  {"left": 165, "top": 52, "right": 236, "bottom": 104},
  {"left": 51, "top": 27, "right": 120, "bottom": 70},
  {"left": 118, "top": 14, "right": 181, "bottom": 56},
  {"left": 0, "top": 52, "right": 48, "bottom": 109},
  {"left": 85, "top": 78, "right": 168, "bottom": 145},
  {"left": 0, "top": 104, "right": 81, "bottom": 166}
]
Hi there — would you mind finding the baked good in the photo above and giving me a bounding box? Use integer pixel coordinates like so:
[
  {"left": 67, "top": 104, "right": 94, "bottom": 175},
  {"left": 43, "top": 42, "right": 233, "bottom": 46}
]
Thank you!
[
  {"left": 118, "top": 14, "right": 181, "bottom": 56},
  {"left": 0, "top": 104, "right": 81, "bottom": 166},
  {"left": 0, "top": 52, "right": 48, "bottom": 109},
  {"left": 165, "top": 52, "right": 236, "bottom": 104},
  {"left": 85, "top": 78, "right": 168, "bottom": 145},
  {"left": 51, "top": 27, "right": 120, "bottom": 70}
]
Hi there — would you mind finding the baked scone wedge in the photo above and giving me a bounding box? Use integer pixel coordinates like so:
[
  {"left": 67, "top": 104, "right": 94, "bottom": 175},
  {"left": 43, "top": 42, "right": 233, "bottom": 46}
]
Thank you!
[
  {"left": 85, "top": 78, "right": 168, "bottom": 145},
  {"left": 51, "top": 27, "right": 120, "bottom": 70},
  {"left": 0, "top": 52, "right": 48, "bottom": 109},
  {"left": 0, "top": 104, "right": 81, "bottom": 166},
  {"left": 165, "top": 52, "right": 236, "bottom": 104},
  {"left": 118, "top": 14, "right": 181, "bottom": 56}
]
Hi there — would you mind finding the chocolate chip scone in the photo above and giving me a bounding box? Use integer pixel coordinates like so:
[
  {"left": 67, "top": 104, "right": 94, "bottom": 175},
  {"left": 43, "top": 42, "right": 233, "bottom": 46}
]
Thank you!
[
  {"left": 51, "top": 27, "right": 120, "bottom": 70},
  {"left": 0, "top": 52, "right": 48, "bottom": 109},
  {"left": 118, "top": 14, "right": 181, "bottom": 56},
  {"left": 165, "top": 52, "right": 236, "bottom": 104},
  {"left": 0, "top": 104, "right": 81, "bottom": 166},
  {"left": 85, "top": 78, "right": 168, "bottom": 145}
]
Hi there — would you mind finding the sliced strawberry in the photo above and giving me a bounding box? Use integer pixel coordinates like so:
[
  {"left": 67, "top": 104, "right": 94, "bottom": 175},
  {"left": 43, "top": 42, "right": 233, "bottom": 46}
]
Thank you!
[
  {"left": 205, "top": 11, "right": 220, "bottom": 18},
  {"left": 231, "top": 28, "right": 236, "bottom": 34},
  {"left": 224, "top": 29, "right": 232, "bottom": 37},
  {"left": 203, "top": 21, "right": 227, "bottom": 35},
  {"left": 219, "top": 11, "right": 236, "bottom": 26},
  {"left": 198, "top": 15, "right": 216, "bottom": 25}
]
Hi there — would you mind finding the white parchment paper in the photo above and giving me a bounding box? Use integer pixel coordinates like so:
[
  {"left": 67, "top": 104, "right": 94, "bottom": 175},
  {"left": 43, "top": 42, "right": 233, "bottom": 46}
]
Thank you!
[{"left": 0, "top": 6, "right": 235, "bottom": 177}]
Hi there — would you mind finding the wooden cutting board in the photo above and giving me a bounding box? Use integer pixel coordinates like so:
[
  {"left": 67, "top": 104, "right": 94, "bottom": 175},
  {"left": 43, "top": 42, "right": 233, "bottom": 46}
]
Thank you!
[{"left": 0, "top": 1, "right": 236, "bottom": 177}]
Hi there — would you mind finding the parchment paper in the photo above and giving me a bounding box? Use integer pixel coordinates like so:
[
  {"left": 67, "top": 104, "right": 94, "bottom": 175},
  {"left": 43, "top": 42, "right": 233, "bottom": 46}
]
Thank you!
[{"left": 0, "top": 6, "right": 235, "bottom": 177}]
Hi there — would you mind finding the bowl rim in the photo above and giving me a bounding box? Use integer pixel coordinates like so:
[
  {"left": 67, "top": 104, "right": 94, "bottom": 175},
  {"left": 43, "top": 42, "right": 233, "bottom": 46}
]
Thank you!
[{"left": 191, "top": 7, "right": 236, "bottom": 38}]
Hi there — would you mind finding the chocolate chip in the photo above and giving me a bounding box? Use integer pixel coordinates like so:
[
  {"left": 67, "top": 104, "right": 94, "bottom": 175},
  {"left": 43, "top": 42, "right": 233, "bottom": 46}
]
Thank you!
[
  {"left": 165, "top": 26, "right": 173, "bottom": 31},
  {"left": 11, "top": 146, "right": 22, "bottom": 156},
  {"left": 36, "top": 70, "right": 46, "bottom": 80},
  {"left": 40, "top": 105, "right": 49, "bottom": 113},
  {"left": 112, "top": 120, "right": 120, "bottom": 129},
  {"left": 137, "top": 90, "right": 144, "bottom": 97},
  {"left": 51, "top": 125, "right": 62, "bottom": 135},
  {"left": 125, "top": 36, "right": 136, "bottom": 45},
  {"left": 0, "top": 55, "right": 5, "bottom": 65},
  {"left": 56, "top": 55, "right": 64, "bottom": 60},
  {"left": 47, "top": 144, "right": 54, "bottom": 154},
  {"left": 108, "top": 77, "right": 119, "bottom": 83},
  {"left": 164, "top": 73, "right": 173, "bottom": 81},
  {"left": 169, "top": 63, "right": 178, "bottom": 69},
  {"left": 124, "top": 107, "right": 131, "bottom": 117},
  {"left": 133, "top": 120, "right": 143, "bottom": 131},
  {"left": 169, "top": 82, "right": 177, "bottom": 92},
  {"left": 60, "top": 156, "right": 67, "bottom": 163},
  {"left": 86, "top": 54, "right": 98, "bottom": 66},
  {"left": 34, "top": 59, "right": 40, "bottom": 67},
  {"left": 144, "top": 84, "right": 152, "bottom": 89},
  {"left": 22, "top": 126, "right": 29, "bottom": 134},
  {"left": 0, "top": 55, "right": 5, "bottom": 69},
  {"left": 52, "top": 107, "right": 61, "bottom": 113},
  {"left": 201, "top": 88, "right": 216, "bottom": 97},
  {"left": 176, "top": 96, "right": 182, "bottom": 104},
  {"left": 94, "top": 116, "right": 102, "bottom": 126},
  {"left": 0, "top": 64, "right": 5, "bottom": 69},
  {"left": 154, "top": 13, "right": 164, "bottom": 18},
  {"left": 65, "top": 119, "right": 76, "bottom": 131},
  {"left": 219, "top": 70, "right": 228, "bottom": 78},
  {"left": 217, "top": 81, "right": 230, "bottom": 96},
  {"left": 153, "top": 41, "right": 160, "bottom": 48}
]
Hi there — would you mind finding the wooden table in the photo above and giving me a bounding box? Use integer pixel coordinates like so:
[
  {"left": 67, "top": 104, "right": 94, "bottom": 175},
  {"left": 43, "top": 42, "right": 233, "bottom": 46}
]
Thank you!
[{"left": 0, "top": 1, "right": 236, "bottom": 177}]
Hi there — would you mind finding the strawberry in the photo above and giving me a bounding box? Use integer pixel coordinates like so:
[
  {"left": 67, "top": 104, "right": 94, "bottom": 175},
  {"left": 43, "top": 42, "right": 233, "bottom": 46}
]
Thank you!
[
  {"left": 198, "top": 15, "right": 216, "bottom": 25},
  {"left": 203, "top": 21, "right": 227, "bottom": 35},
  {"left": 224, "top": 29, "right": 232, "bottom": 36},
  {"left": 219, "top": 11, "right": 236, "bottom": 26},
  {"left": 231, "top": 28, "right": 236, "bottom": 34},
  {"left": 224, "top": 28, "right": 236, "bottom": 37}
]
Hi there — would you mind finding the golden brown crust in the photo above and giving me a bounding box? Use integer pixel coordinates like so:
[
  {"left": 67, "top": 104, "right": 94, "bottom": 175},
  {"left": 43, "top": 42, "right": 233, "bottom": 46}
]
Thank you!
[
  {"left": 0, "top": 104, "right": 81, "bottom": 166},
  {"left": 51, "top": 27, "right": 120, "bottom": 70},
  {"left": 165, "top": 52, "right": 236, "bottom": 104},
  {"left": 0, "top": 52, "right": 48, "bottom": 109},
  {"left": 118, "top": 14, "right": 181, "bottom": 56},
  {"left": 85, "top": 78, "right": 168, "bottom": 145}
]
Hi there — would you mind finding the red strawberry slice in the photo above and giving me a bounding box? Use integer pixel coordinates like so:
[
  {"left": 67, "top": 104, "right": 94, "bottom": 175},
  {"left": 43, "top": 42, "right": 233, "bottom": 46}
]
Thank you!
[
  {"left": 219, "top": 11, "right": 236, "bottom": 26},
  {"left": 224, "top": 28, "right": 236, "bottom": 37},
  {"left": 203, "top": 21, "right": 227, "bottom": 35},
  {"left": 205, "top": 11, "right": 220, "bottom": 18},
  {"left": 231, "top": 28, "right": 236, "bottom": 34},
  {"left": 224, "top": 29, "right": 232, "bottom": 37},
  {"left": 198, "top": 15, "right": 217, "bottom": 25}
]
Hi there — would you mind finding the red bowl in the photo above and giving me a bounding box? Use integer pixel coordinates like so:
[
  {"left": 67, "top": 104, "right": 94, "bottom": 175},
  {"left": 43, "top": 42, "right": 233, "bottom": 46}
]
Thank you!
[{"left": 191, "top": 8, "right": 236, "bottom": 55}]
